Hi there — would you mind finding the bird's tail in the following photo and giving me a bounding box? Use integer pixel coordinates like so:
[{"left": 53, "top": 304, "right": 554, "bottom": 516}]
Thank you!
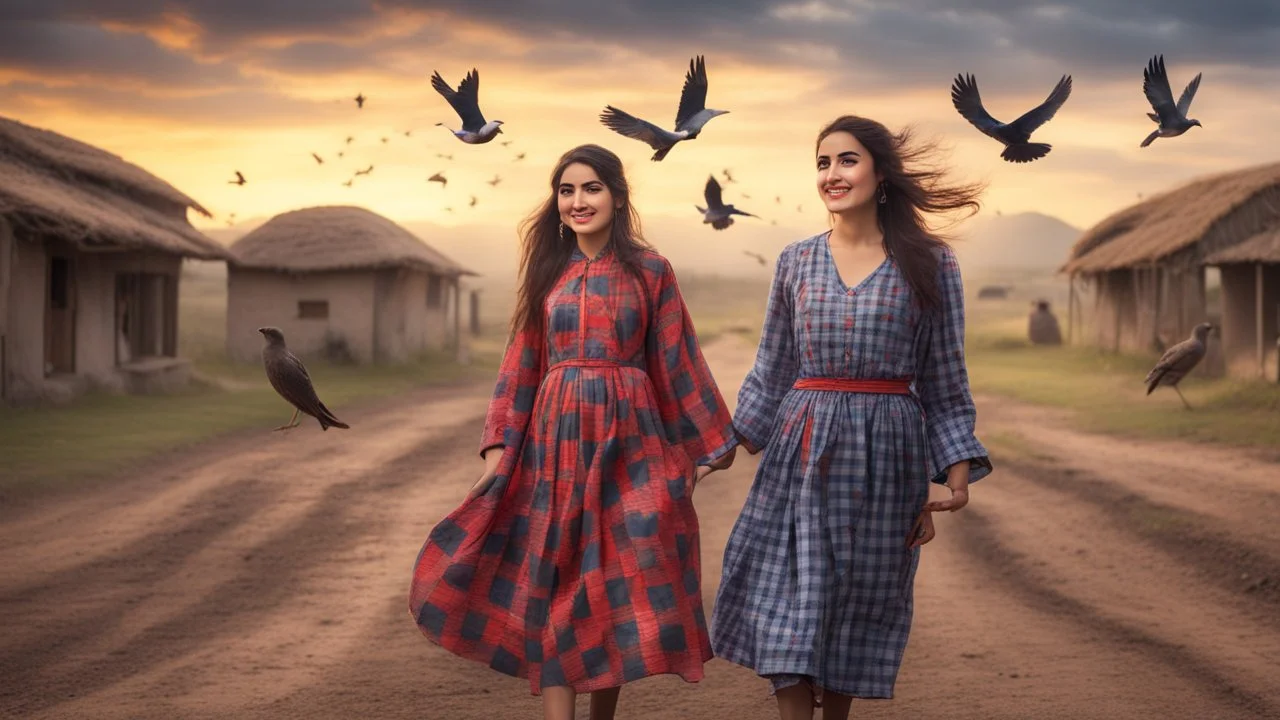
[
  {"left": 1139, "top": 130, "right": 1160, "bottom": 148},
  {"left": 1144, "top": 369, "right": 1164, "bottom": 395},
  {"left": 317, "top": 401, "right": 350, "bottom": 430},
  {"left": 1146, "top": 112, "right": 1159, "bottom": 123},
  {"left": 651, "top": 145, "right": 676, "bottom": 162},
  {"left": 1001, "top": 143, "right": 1051, "bottom": 163}
]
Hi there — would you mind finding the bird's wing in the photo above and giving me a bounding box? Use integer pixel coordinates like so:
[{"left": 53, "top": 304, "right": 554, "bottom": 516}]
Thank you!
[
  {"left": 1175, "top": 71, "right": 1202, "bottom": 116},
  {"left": 1143, "top": 55, "right": 1179, "bottom": 123},
  {"left": 1009, "top": 74, "right": 1072, "bottom": 135},
  {"left": 1144, "top": 338, "right": 1195, "bottom": 382},
  {"left": 431, "top": 69, "right": 488, "bottom": 131},
  {"left": 272, "top": 353, "right": 326, "bottom": 415},
  {"left": 704, "top": 174, "right": 725, "bottom": 209},
  {"left": 674, "top": 55, "right": 710, "bottom": 129},
  {"left": 599, "top": 106, "right": 682, "bottom": 150},
  {"left": 951, "top": 74, "right": 1005, "bottom": 139}
]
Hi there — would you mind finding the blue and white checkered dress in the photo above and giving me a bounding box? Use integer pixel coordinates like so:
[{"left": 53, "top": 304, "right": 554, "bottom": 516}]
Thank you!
[{"left": 711, "top": 232, "right": 992, "bottom": 699}]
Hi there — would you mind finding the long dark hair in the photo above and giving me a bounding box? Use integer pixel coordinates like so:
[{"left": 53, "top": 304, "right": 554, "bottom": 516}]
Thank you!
[
  {"left": 816, "top": 115, "right": 984, "bottom": 311},
  {"left": 511, "top": 144, "right": 651, "bottom": 334}
]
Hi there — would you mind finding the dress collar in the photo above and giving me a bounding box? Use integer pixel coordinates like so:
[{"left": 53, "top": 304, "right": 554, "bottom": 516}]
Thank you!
[{"left": 571, "top": 241, "right": 615, "bottom": 263}]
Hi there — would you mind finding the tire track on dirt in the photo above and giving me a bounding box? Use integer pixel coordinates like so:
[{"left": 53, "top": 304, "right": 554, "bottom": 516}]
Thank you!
[{"left": 1, "top": 419, "right": 483, "bottom": 718}]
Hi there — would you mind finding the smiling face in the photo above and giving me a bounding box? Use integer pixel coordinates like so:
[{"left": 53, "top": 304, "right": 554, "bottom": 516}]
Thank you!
[
  {"left": 557, "top": 162, "right": 619, "bottom": 237},
  {"left": 816, "top": 131, "right": 882, "bottom": 214}
]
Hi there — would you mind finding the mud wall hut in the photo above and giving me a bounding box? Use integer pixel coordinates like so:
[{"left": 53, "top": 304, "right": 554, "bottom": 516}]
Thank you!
[
  {"left": 225, "top": 206, "right": 476, "bottom": 365},
  {"left": 1205, "top": 228, "right": 1280, "bottom": 382},
  {"left": 1060, "top": 161, "right": 1280, "bottom": 379},
  {"left": 0, "top": 115, "right": 231, "bottom": 405}
]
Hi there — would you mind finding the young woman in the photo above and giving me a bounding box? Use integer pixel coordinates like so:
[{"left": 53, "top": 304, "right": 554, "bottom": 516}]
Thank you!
[
  {"left": 409, "top": 144, "right": 737, "bottom": 720},
  {"left": 711, "top": 115, "right": 993, "bottom": 720}
]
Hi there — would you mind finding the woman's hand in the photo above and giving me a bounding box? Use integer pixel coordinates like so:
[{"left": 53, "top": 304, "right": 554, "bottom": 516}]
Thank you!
[
  {"left": 906, "top": 508, "right": 936, "bottom": 549},
  {"left": 735, "top": 432, "right": 760, "bottom": 455},
  {"left": 468, "top": 447, "right": 503, "bottom": 500},
  {"left": 693, "top": 446, "right": 737, "bottom": 488},
  {"left": 925, "top": 484, "right": 969, "bottom": 513}
]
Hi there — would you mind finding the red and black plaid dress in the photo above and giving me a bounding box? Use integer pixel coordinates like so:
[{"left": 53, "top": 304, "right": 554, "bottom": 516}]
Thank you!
[{"left": 409, "top": 245, "right": 737, "bottom": 694}]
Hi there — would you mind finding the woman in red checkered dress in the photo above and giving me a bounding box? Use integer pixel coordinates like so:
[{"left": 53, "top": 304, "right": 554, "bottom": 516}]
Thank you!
[{"left": 409, "top": 144, "right": 738, "bottom": 720}]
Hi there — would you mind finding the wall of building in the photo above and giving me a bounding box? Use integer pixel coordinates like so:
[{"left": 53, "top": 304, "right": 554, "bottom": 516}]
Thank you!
[
  {"left": 226, "top": 268, "right": 376, "bottom": 364},
  {"left": 1220, "top": 262, "right": 1280, "bottom": 382}
]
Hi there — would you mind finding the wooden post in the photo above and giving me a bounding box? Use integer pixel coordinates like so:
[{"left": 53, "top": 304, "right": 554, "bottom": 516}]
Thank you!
[
  {"left": 470, "top": 289, "right": 481, "bottom": 336},
  {"left": 452, "top": 278, "right": 462, "bottom": 352},
  {"left": 1258, "top": 263, "right": 1266, "bottom": 377},
  {"left": 1067, "top": 273, "right": 1076, "bottom": 345}
]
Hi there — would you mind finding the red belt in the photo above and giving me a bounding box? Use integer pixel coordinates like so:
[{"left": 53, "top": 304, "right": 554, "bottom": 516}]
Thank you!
[
  {"left": 792, "top": 377, "right": 912, "bottom": 394},
  {"left": 549, "top": 359, "right": 643, "bottom": 370}
]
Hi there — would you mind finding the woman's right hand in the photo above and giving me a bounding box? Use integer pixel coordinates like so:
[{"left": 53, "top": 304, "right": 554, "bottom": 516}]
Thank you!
[
  {"left": 468, "top": 447, "right": 503, "bottom": 500},
  {"left": 735, "top": 432, "right": 760, "bottom": 455}
]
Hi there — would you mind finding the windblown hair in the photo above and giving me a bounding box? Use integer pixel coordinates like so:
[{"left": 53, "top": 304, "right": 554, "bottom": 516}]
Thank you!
[
  {"left": 511, "top": 144, "right": 651, "bottom": 333},
  {"left": 816, "top": 115, "right": 984, "bottom": 311}
]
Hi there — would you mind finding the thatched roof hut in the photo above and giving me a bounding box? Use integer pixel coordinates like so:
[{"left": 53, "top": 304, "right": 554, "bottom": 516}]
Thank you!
[
  {"left": 225, "top": 205, "right": 476, "bottom": 365},
  {"left": 1058, "top": 161, "right": 1280, "bottom": 374},
  {"left": 0, "top": 115, "right": 229, "bottom": 260},
  {"left": 1205, "top": 227, "right": 1280, "bottom": 381},
  {"left": 228, "top": 205, "right": 473, "bottom": 276}
]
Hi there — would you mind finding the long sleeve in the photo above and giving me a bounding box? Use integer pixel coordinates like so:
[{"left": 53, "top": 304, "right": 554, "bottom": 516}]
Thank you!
[
  {"left": 732, "top": 244, "right": 799, "bottom": 452},
  {"left": 478, "top": 323, "right": 546, "bottom": 457},
  {"left": 644, "top": 258, "right": 737, "bottom": 467},
  {"left": 915, "top": 248, "right": 992, "bottom": 485}
]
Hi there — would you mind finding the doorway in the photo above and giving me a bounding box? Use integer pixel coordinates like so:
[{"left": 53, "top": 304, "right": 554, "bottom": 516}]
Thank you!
[{"left": 44, "top": 254, "right": 76, "bottom": 375}]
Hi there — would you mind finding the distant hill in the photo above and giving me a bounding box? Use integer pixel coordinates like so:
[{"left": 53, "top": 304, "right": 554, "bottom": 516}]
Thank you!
[{"left": 952, "top": 211, "right": 1081, "bottom": 274}]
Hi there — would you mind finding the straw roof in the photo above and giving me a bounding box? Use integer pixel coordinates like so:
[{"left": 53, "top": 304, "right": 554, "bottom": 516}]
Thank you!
[
  {"left": 228, "top": 205, "right": 476, "bottom": 276},
  {"left": 1205, "top": 227, "right": 1280, "bottom": 264},
  {"left": 1062, "top": 161, "right": 1280, "bottom": 273},
  {"left": 0, "top": 115, "right": 228, "bottom": 260}
]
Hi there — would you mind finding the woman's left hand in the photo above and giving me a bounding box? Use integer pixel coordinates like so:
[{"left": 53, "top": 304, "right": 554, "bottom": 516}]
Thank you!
[
  {"left": 907, "top": 508, "right": 936, "bottom": 549},
  {"left": 925, "top": 484, "right": 969, "bottom": 513}
]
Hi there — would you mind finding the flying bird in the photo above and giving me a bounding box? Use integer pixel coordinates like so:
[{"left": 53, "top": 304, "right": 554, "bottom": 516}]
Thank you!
[
  {"left": 342, "top": 179, "right": 354, "bottom": 187},
  {"left": 380, "top": 137, "right": 388, "bottom": 144},
  {"left": 404, "top": 130, "right": 413, "bottom": 137},
  {"left": 501, "top": 140, "right": 513, "bottom": 147},
  {"left": 431, "top": 68, "right": 504, "bottom": 144},
  {"left": 951, "top": 73, "right": 1073, "bottom": 163},
  {"left": 487, "top": 174, "right": 502, "bottom": 187},
  {"left": 514, "top": 152, "right": 525, "bottom": 161},
  {"left": 437, "top": 153, "right": 453, "bottom": 160},
  {"left": 228, "top": 171, "right": 246, "bottom": 185},
  {"left": 469, "top": 195, "right": 477, "bottom": 207},
  {"left": 258, "top": 327, "right": 350, "bottom": 431},
  {"left": 1144, "top": 322, "right": 1213, "bottom": 410},
  {"left": 354, "top": 165, "right": 374, "bottom": 176},
  {"left": 1140, "top": 55, "right": 1203, "bottom": 148},
  {"left": 354, "top": 93, "right": 366, "bottom": 109},
  {"left": 337, "top": 151, "right": 345, "bottom": 158},
  {"left": 345, "top": 136, "right": 354, "bottom": 145},
  {"left": 599, "top": 55, "right": 729, "bottom": 161},
  {"left": 311, "top": 152, "right": 324, "bottom": 165},
  {"left": 697, "top": 174, "right": 758, "bottom": 230},
  {"left": 722, "top": 168, "right": 735, "bottom": 183},
  {"left": 743, "top": 250, "right": 767, "bottom": 266},
  {"left": 428, "top": 172, "right": 447, "bottom": 187}
]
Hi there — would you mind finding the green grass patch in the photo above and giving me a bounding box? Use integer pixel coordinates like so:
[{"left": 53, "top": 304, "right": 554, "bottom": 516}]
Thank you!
[{"left": 966, "top": 317, "right": 1280, "bottom": 450}]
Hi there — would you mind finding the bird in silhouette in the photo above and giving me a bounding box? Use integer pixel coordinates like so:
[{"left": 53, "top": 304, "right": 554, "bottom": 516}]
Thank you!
[
  {"left": 431, "top": 68, "right": 504, "bottom": 144},
  {"left": 258, "top": 327, "right": 349, "bottom": 431},
  {"left": 380, "top": 137, "right": 388, "bottom": 144},
  {"left": 428, "top": 172, "right": 447, "bottom": 187},
  {"left": 342, "top": 179, "right": 353, "bottom": 187},
  {"left": 487, "top": 174, "right": 502, "bottom": 187},
  {"left": 354, "top": 93, "right": 366, "bottom": 109},
  {"left": 404, "top": 130, "right": 413, "bottom": 137},
  {"left": 697, "top": 175, "right": 757, "bottom": 230},
  {"left": 228, "top": 171, "right": 246, "bottom": 185},
  {"left": 599, "top": 55, "right": 729, "bottom": 161},
  {"left": 470, "top": 195, "right": 477, "bottom": 207},
  {"left": 951, "top": 73, "right": 1072, "bottom": 163},
  {"left": 1144, "top": 322, "right": 1213, "bottom": 410},
  {"left": 345, "top": 136, "right": 354, "bottom": 145},
  {"left": 743, "top": 250, "right": 767, "bottom": 266},
  {"left": 355, "top": 165, "right": 374, "bottom": 176},
  {"left": 514, "top": 152, "right": 525, "bottom": 161},
  {"left": 1140, "top": 55, "right": 1203, "bottom": 148},
  {"left": 722, "top": 168, "right": 735, "bottom": 183},
  {"left": 501, "top": 140, "right": 513, "bottom": 147},
  {"left": 311, "top": 152, "right": 324, "bottom": 165}
]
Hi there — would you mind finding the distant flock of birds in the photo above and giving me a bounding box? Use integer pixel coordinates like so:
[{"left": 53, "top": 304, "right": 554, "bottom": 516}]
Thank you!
[{"left": 246, "top": 51, "right": 1211, "bottom": 428}]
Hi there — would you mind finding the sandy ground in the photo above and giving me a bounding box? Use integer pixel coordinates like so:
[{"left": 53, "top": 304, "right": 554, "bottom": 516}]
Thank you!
[{"left": 2, "top": 333, "right": 1279, "bottom": 720}]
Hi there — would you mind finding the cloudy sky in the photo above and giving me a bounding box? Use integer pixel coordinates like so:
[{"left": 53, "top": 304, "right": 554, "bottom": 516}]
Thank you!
[{"left": 1, "top": 0, "right": 1276, "bottom": 274}]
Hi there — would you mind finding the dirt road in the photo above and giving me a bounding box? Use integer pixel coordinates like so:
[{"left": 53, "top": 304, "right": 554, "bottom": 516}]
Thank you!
[{"left": 2, "top": 334, "right": 1279, "bottom": 719}]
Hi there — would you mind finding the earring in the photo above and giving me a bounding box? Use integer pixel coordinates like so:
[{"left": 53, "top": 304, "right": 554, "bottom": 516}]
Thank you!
[
  {"left": 877, "top": 183, "right": 888, "bottom": 204},
  {"left": 560, "top": 221, "right": 569, "bottom": 238}
]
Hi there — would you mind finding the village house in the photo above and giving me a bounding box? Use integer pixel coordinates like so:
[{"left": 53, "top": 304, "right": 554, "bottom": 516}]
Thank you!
[
  {"left": 225, "top": 205, "right": 476, "bottom": 365},
  {"left": 1205, "top": 228, "right": 1280, "bottom": 382},
  {"left": 0, "top": 115, "right": 231, "bottom": 405},
  {"left": 1060, "top": 161, "right": 1280, "bottom": 380}
]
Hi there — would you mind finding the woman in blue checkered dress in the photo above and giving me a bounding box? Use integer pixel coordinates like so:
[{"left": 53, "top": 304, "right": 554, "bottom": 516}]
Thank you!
[{"left": 711, "top": 115, "right": 993, "bottom": 719}]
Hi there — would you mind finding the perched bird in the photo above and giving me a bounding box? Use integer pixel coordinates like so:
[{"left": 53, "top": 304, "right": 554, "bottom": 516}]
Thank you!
[
  {"left": 599, "top": 55, "right": 729, "bottom": 161},
  {"left": 697, "top": 174, "right": 758, "bottom": 230},
  {"left": 428, "top": 171, "right": 447, "bottom": 187},
  {"left": 311, "top": 152, "right": 324, "bottom": 165},
  {"left": 354, "top": 92, "right": 366, "bottom": 109},
  {"left": 1144, "top": 322, "right": 1213, "bottom": 410},
  {"left": 1140, "top": 55, "right": 1203, "bottom": 148},
  {"left": 951, "top": 73, "right": 1073, "bottom": 163},
  {"left": 258, "top": 327, "right": 350, "bottom": 431},
  {"left": 228, "top": 171, "right": 246, "bottom": 185},
  {"left": 743, "top": 249, "right": 767, "bottom": 266},
  {"left": 431, "top": 68, "right": 504, "bottom": 144},
  {"left": 355, "top": 165, "right": 374, "bottom": 176},
  {"left": 487, "top": 174, "right": 502, "bottom": 187}
]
